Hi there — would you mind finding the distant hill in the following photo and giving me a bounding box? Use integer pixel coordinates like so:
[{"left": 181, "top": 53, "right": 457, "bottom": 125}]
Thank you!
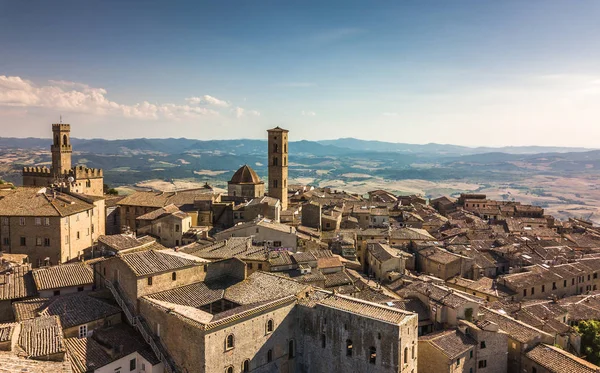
[
  {"left": 318, "top": 138, "right": 593, "bottom": 155},
  {"left": 0, "top": 136, "right": 592, "bottom": 157}
]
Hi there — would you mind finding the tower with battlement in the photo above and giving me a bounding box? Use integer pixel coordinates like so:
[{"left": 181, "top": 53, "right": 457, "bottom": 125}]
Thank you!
[
  {"left": 267, "top": 126, "right": 289, "bottom": 211},
  {"left": 22, "top": 122, "right": 104, "bottom": 196}
]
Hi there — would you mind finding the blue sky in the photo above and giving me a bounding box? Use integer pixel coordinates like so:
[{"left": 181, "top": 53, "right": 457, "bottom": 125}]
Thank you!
[{"left": 1, "top": 0, "right": 600, "bottom": 146}]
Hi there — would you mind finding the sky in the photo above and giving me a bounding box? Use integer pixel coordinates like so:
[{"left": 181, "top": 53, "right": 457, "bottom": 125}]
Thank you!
[{"left": 1, "top": 0, "right": 600, "bottom": 147}]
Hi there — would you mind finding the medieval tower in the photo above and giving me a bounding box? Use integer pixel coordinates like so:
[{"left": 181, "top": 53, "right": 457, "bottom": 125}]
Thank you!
[
  {"left": 51, "top": 123, "right": 72, "bottom": 176},
  {"left": 267, "top": 126, "right": 288, "bottom": 211},
  {"left": 22, "top": 122, "right": 104, "bottom": 196}
]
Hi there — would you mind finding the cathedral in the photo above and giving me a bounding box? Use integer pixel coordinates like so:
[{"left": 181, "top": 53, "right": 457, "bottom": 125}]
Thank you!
[{"left": 22, "top": 122, "right": 104, "bottom": 196}]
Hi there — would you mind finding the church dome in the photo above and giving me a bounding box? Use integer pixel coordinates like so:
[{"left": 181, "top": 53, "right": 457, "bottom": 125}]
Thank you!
[{"left": 229, "top": 165, "right": 262, "bottom": 184}]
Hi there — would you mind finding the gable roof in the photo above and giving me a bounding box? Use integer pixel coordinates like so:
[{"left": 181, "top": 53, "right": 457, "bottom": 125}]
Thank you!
[
  {"left": 0, "top": 187, "right": 94, "bottom": 217},
  {"left": 17, "top": 315, "right": 66, "bottom": 359},
  {"left": 526, "top": 344, "right": 600, "bottom": 373},
  {"left": 0, "top": 263, "right": 37, "bottom": 300},
  {"left": 32, "top": 263, "right": 93, "bottom": 291},
  {"left": 119, "top": 249, "right": 207, "bottom": 276},
  {"left": 419, "top": 329, "right": 476, "bottom": 359}
]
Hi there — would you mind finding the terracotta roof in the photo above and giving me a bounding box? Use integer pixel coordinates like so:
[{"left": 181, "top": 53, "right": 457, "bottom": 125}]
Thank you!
[
  {"left": 317, "top": 257, "right": 343, "bottom": 269},
  {"left": 32, "top": 264, "right": 93, "bottom": 291},
  {"left": 136, "top": 204, "right": 181, "bottom": 220},
  {"left": 146, "top": 281, "right": 228, "bottom": 308},
  {"left": 229, "top": 165, "right": 263, "bottom": 184},
  {"left": 17, "top": 316, "right": 66, "bottom": 359},
  {"left": 526, "top": 344, "right": 600, "bottom": 373},
  {"left": 13, "top": 292, "right": 121, "bottom": 329},
  {"left": 0, "top": 353, "right": 73, "bottom": 372},
  {"left": 481, "top": 307, "right": 552, "bottom": 344},
  {"left": 0, "top": 187, "right": 93, "bottom": 217},
  {"left": 65, "top": 325, "right": 159, "bottom": 373},
  {"left": 97, "top": 234, "right": 158, "bottom": 252},
  {"left": 224, "top": 272, "right": 308, "bottom": 305},
  {"left": 117, "top": 188, "right": 215, "bottom": 208},
  {"left": 0, "top": 323, "right": 15, "bottom": 343},
  {"left": 119, "top": 249, "right": 206, "bottom": 276},
  {"left": 419, "top": 329, "right": 476, "bottom": 359},
  {"left": 313, "top": 292, "right": 413, "bottom": 325},
  {"left": 0, "top": 263, "right": 37, "bottom": 300}
]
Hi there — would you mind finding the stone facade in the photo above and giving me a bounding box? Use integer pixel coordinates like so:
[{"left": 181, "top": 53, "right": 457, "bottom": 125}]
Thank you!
[
  {"left": 267, "top": 127, "right": 289, "bottom": 211},
  {"left": 22, "top": 123, "right": 104, "bottom": 197}
]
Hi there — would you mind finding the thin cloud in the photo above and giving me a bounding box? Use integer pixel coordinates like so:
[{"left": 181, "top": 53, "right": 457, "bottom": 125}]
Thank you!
[
  {"left": 185, "top": 95, "right": 230, "bottom": 107},
  {"left": 302, "top": 111, "right": 316, "bottom": 116}
]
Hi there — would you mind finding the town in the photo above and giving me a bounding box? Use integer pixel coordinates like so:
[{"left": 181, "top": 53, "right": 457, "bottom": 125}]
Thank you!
[{"left": 1, "top": 122, "right": 600, "bottom": 373}]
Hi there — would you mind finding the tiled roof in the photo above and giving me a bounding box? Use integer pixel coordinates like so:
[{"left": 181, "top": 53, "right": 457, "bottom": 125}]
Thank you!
[
  {"left": 317, "top": 256, "right": 343, "bottom": 269},
  {"left": 146, "top": 281, "right": 228, "bottom": 308},
  {"left": 419, "top": 329, "right": 476, "bottom": 359},
  {"left": 17, "top": 316, "right": 66, "bottom": 359},
  {"left": 368, "top": 243, "right": 399, "bottom": 262},
  {"left": 32, "top": 264, "right": 93, "bottom": 291},
  {"left": 13, "top": 292, "right": 121, "bottom": 329},
  {"left": 65, "top": 325, "right": 159, "bottom": 373},
  {"left": 136, "top": 204, "right": 181, "bottom": 220},
  {"left": 0, "top": 263, "right": 37, "bottom": 300},
  {"left": 224, "top": 272, "right": 308, "bottom": 305},
  {"left": 481, "top": 307, "right": 551, "bottom": 344},
  {"left": 387, "top": 298, "right": 431, "bottom": 322},
  {"left": 526, "top": 344, "right": 600, "bottom": 373},
  {"left": 119, "top": 249, "right": 205, "bottom": 276},
  {"left": 97, "top": 234, "right": 157, "bottom": 252},
  {"left": 229, "top": 165, "right": 263, "bottom": 184},
  {"left": 314, "top": 292, "right": 413, "bottom": 325},
  {"left": 0, "top": 353, "right": 73, "bottom": 373},
  {"left": 0, "top": 187, "right": 94, "bottom": 217},
  {"left": 0, "top": 323, "right": 15, "bottom": 343},
  {"left": 117, "top": 188, "right": 214, "bottom": 208}
]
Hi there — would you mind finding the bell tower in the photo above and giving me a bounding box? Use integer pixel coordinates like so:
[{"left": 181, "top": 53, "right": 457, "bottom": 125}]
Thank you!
[
  {"left": 51, "top": 123, "right": 72, "bottom": 176},
  {"left": 267, "top": 126, "right": 289, "bottom": 211}
]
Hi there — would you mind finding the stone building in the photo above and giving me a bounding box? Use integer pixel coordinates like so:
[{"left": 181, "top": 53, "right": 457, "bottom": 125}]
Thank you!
[
  {"left": 214, "top": 217, "right": 298, "bottom": 250},
  {"left": 135, "top": 204, "right": 192, "bottom": 247},
  {"left": 0, "top": 187, "right": 106, "bottom": 266},
  {"left": 228, "top": 164, "right": 265, "bottom": 202},
  {"left": 267, "top": 127, "right": 289, "bottom": 211},
  {"left": 22, "top": 123, "right": 104, "bottom": 197},
  {"left": 523, "top": 343, "right": 600, "bottom": 373},
  {"left": 418, "top": 328, "right": 476, "bottom": 373},
  {"left": 366, "top": 242, "right": 407, "bottom": 282}
]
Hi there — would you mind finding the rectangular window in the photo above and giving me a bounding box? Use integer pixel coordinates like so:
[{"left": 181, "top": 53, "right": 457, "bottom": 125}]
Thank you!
[
  {"left": 175, "top": 224, "right": 180, "bottom": 232},
  {"left": 19, "top": 217, "right": 25, "bottom": 226},
  {"left": 86, "top": 210, "right": 90, "bottom": 217},
  {"left": 44, "top": 217, "right": 50, "bottom": 225},
  {"left": 78, "top": 325, "right": 88, "bottom": 338},
  {"left": 20, "top": 237, "right": 26, "bottom": 246},
  {"left": 35, "top": 217, "right": 41, "bottom": 225},
  {"left": 258, "top": 263, "right": 263, "bottom": 270},
  {"left": 248, "top": 263, "right": 253, "bottom": 269},
  {"left": 77, "top": 231, "right": 80, "bottom": 239},
  {"left": 44, "top": 238, "right": 50, "bottom": 247},
  {"left": 2, "top": 237, "right": 9, "bottom": 245},
  {"left": 480, "top": 341, "right": 486, "bottom": 349},
  {"left": 456, "top": 358, "right": 460, "bottom": 366},
  {"left": 36, "top": 237, "right": 42, "bottom": 246},
  {"left": 91, "top": 224, "right": 94, "bottom": 234},
  {"left": 172, "top": 272, "right": 177, "bottom": 281},
  {"left": 148, "top": 277, "right": 153, "bottom": 286},
  {"left": 478, "top": 360, "right": 487, "bottom": 368},
  {"left": 129, "top": 358, "right": 136, "bottom": 371}
]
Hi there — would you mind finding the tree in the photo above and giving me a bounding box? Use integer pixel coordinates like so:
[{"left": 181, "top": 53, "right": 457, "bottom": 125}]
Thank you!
[
  {"left": 575, "top": 320, "right": 600, "bottom": 365},
  {"left": 103, "top": 183, "right": 119, "bottom": 196}
]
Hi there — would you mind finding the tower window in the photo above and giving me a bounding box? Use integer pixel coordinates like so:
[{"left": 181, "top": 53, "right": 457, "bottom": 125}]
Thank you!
[
  {"left": 273, "top": 144, "right": 278, "bottom": 153},
  {"left": 266, "top": 319, "right": 274, "bottom": 333},
  {"left": 273, "top": 157, "right": 278, "bottom": 166},
  {"left": 63, "top": 134, "right": 68, "bottom": 146},
  {"left": 242, "top": 360, "right": 250, "bottom": 372},
  {"left": 226, "top": 334, "right": 235, "bottom": 350},
  {"left": 369, "top": 347, "right": 376, "bottom": 364},
  {"left": 273, "top": 180, "right": 278, "bottom": 188},
  {"left": 346, "top": 340, "right": 353, "bottom": 356},
  {"left": 267, "top": 349, "right": 273, "bottom": 362}
]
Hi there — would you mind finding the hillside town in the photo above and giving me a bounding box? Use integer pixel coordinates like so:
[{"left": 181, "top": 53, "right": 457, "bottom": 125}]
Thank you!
[{"left": 2, "top": 123, "right": 600, "bottom": 373}]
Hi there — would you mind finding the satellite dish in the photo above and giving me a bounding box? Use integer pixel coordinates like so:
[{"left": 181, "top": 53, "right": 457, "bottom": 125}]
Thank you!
[{"left": 67, "top": 177, "right": 75, "bottom": 183}]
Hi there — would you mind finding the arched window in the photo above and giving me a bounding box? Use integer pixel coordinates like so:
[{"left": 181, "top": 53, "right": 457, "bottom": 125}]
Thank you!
[
  {"left": 346, "top": 339, "right": 353, "bottom": 356},
  {"left": 404, "top": 347, "right": 408, "bottom": 364},
  {"left": 321, "top": 334, "right": 326, "bottom": 348},
  {"left": 267, "top": 349, "right": 273, "bottom": 362},
  {"left": 288, "top": 340, "right": 295, "bottom": 359},
  {"left": 63, "top": 134, "right": 68, "bottom": 146},
  {"left": 225, "top": 334, "right": 235, "bottom": 350},
  {"left": 411, "top": 345, "right": 415, "bottom": 359},
  {"left": 266, "top": 319, "right": 274, "bottom": 333},
  {"left": 273, "top": 144, "right": 278, "bottom": 153},
  {"left": 284, "top": 144, "right": 287, "bottom": 153},
  {"left": 225, "top": 367, "right": 233, "bottom": 373},
  {"left": 242, "top": 360, "right": 250, "bottom": 372},
  {"left": 369, "top": 347, "right": 376, "bottom": 364},
  {"left": 284, "top": 156, "right": 287, "bottom": 166}
]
